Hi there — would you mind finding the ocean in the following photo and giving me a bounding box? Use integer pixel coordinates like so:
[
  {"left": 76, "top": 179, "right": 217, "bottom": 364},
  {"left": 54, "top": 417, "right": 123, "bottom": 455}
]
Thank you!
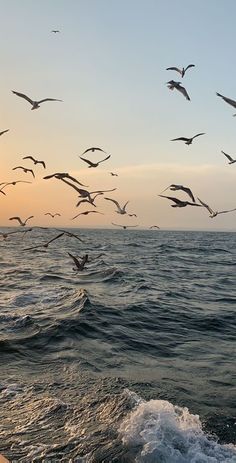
[{"left": 0, "top": 228, "right": 235, "bottom": 462}]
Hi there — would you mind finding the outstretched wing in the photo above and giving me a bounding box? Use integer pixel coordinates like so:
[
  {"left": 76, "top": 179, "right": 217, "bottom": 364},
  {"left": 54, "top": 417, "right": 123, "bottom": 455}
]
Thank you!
[
  {"left": 181, "top": 186, "right": 195, "bottom": 202},
  {"left": 98, "top": 154, "right": 111, "bottom": 164},
  {"left": 12, "top": 91, "right": 34, "bottom": 105},
  {"left": 221, "top": 151, "right": 234, "bottom": 162},
  {"left": 166, "top": 67, "right": 182, "bottom": 74},
  {"left": 216, "top": 92, "right": 236, "bottom": 109},
  {"left": 23, "top": 156, "right": 35, "bottom": 162},
  {"left": 80, "top": 157, "right": 95, "bottom": 167},
  {"left": 68, "top": 252, "right": 82, "bottom": 269},
  {"left": 158, "top": 194, "right": 183, "bottom": 205},
  {"left": 218, "top": 208, "right": 236, "bottom": 215},
  {"left": 111, "top": 222, "right": 122, "bottom": 227},
  {"left": 197, "top": 197, "right": 214, "bottom": 214},
  {"left": 104, "top": 197, "right": 120, "bottom": 208},
  {"left": 9, "top": 216, "right": 23, "bottom": 225},
  {"left": 38, "top": 160, "right": 46, "bottom": 168},
  {"left": 178, "top": 85, "right": 190, "bottom": 101},
  {"left": 184, "top": 64, "right": 195, "bottom": 72},
  {"left": 82, "top": 147, "right": 105, "bottom": 155},
  {"left": 171, "top": 137, "right": 189, "bottom": 142},
  {"left": 37, "top": 98, "right": 62, "bottom": 104},
  {"left": 192, "top": 133, "right": 205, "bottom": 139},
  {"left": 0, "top": 129, "right": 9, "bottom": 136}
]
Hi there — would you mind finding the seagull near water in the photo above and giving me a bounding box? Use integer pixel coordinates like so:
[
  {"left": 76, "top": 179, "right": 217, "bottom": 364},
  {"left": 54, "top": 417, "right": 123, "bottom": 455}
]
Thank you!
[
  {"left": 149, "top": 225, "right": 160, "bottom": 229},
  {"left": 71, "top": 210, "right": 104, "bottom": 220},
  {"left": 9, "top": 216, "right": 34, "bottom": 226},
  {"left": 80, "top": 154, "right": 111, "bottom": 168},
  {"left": 197, "top": 197, "right": 236, "bottom": 218},
  {"left": 166, "top": 64, "right": 195, "bottom": 78},
  {"left": 221, "top": 151, "right": 236, "bottom": 165},
  {"left": 160, "top": 184, "right": 195, "bottom": 202},
  {"left": 23, "top": 232, "right": 65, "bottom": 251},
  {"left": 12, "top": 166, "right": 35, "bottom": 178},
  {"left": 104, "top": 197, "right": 129, "bottom": 214},
  {"left": 68, "top": 253, "right": 88, "bottom": 271},
  {"left": 22, "top": 156, "right": 46, "bottom": 169},
  {"left": 0, "top": 129, "right": 9, "bottom": 136},
  {"left": 171, "top": 133, "right": 205, "bottom": 145},
  {"left": 111, "top": 223, "right": 138, "bottom": 229},
  {"left": 12, "top": 91, "right": 62, "bottom": 110},
  {"left": 167, "top": 81, "right": 190, "bottom": 101},
  {"left": 159, "top": 195, "right": 201, "bottom": 208}
]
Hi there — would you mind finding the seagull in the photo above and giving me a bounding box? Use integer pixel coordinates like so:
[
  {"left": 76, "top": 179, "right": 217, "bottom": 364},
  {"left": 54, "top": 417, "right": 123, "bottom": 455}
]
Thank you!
[
  {"left": 68, "top": 253, "right": 89, "bottom": 271},
  {"left": 159, "top": 195, "right": 201, "bottom": 208},
  {"left": 57, "top": 177, "right": 116, "bottom": 201},
  {"left": 216, "top": 92, "right": 236, "bottom": 114},
  {"left": 110, "top": 172, "right": 118, "bottom": 176},
  {"left": 76, "top": 193, "right": 102, "bottom": 208},
  {"left": 55, "top": 229, "right": 84, "bottom": 242},
  {"left": 44, "top": 213, "right": 61, "bottom": 218},
  {"left": 82, "top": 147, "right": 106, "bottom": 155},
  {"left": 104, "top": 197, "right": 129, "bottom": 214},
  {"left": 71, "top": 210, "right": 104, "bottom": 220},
  {"left": 1, "top": 180, "right": 32, "bottom": 187},
  {"left": 51, "top": 30, "right": 60, "bottom": 33},
  {"left": 111, "top": 223, "right": 138, "bottom": 229},
  {"left": 12, "top": 90, "right": 62, "bottom": 110},
  {"left": 23, "top": 232, "right": 65, "bottom": 251},
  {"left": 166, "top": 64, "right": 195, "bottom": 78},
  {"left": 221, "top": 151, "right": 236, "bottom": 164},
  {"left": 149, "top": 225, "right": 160, "bottom": 229},
  {"left": 160, "top": 184, "right": 195, "bottom": 202},
  {"left": 167, "top": 80, "right": 190, "bottom": 101},
  {"left": 0, "top": 129, "right": 9, "bottom": 136},
  {"left": 43, "top": 172, "right": 88, "bottom": 187},
  {"left": 9, "top": 216, "right": 34, "bottom": 226},
  {"left": 197, "top": 197, "right": 236, "bottom": 218},
  {"left": 171, "top": 133, "right": 205, "bottom": 145},
  {"left": 12, "top": 166, "right": 35, "bottom": 177},
  {"left": 0, "top": 229, "right": 32, "bottom": 240},
  {"left": 80, "top": 154, "right": 111, "bottom": 168},
  {"left": 128, "top": 213, "right": 137, "bottom": 217},
  {"left": 22, "top": 156, "right": 46, "bottom": 168}
]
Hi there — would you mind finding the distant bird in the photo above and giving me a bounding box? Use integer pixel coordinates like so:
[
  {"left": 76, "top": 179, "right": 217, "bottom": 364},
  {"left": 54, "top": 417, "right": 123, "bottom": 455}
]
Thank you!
[
  {"left": 23, "top": 232, "right": 65, "bottom": 251},
  {"left": 82, "top": 147, "right": 106, "bottom": 155},
  {"left": 149, "top": 225, "right": 160, "bottom": 229},
  {"left": 71, "top": 210, "right": 104, "bottom": 220},
  {"left": 80, "top": 154, "right": 111, "bottom": 168},
  {"left": 159, "top": 195, "right": 201, "bottom": 208},
  {"left": 68, "top": 252, "right": 88, "bottom": 271},
  {"left": 51, "top": 30, "right": 60, "bottom": 33},
  {"left": 43, "top": 172, "right": 88, "bottom": 187},
  {"left": 216, "top": 92, "right": 236, "bottom": 113},
  {"left": 104, "top": 197, "right": 129, "bottom": 214},
  {"left": 1, "top": 180, "right": 32, "bottom": 187},
  {"left": 171, "top": 133, "right": 205, "bottom": 145},
  {"left": 12, "top": 90, "right": 62, "bottom": 110},
  {"left": 166, "top": 64, "right": 195, "bottom": 78},
  {"left": 55, "top": 229, "right": 84, "bottom": 242},
  {"left": 128, "top": 213, "right": 137, "bottom": 217},
  {"left": 221, "top": 151, "right": 236, "bottom": 165},
  {"left": 9, "top": 215, "right": 34, "bottom": 226},
  {"left": 160, "top": 184, "right": 195, "bottom": 202},
  {"left": 44, "top": 213, "right": 61, "bottom": 218},
  {"left": 167, "top": 80, "right": 190, "bottom": 101},
  {"left": 111, "top": 223, "right": 138, "bottom": 229},
  {"left": 76, "top": 193, "right": 102, "bottom": 208},
  {"left": 110, "top": 172, "right": 118, "bottom": 176},
  {"left": 12, "top": 166, "right": 35, "bottom": 178},
  {"left": 0, "top": 129, "right": 9, "bottom": 136},
  {"left": 0, "top": 229, "right": 32, "bottom": 240},
  {"left": 22, "top": 156, "right": 46, "bottom": 168},
  {"left": 197, "top": 197, "right": 236, "bottom": 218}
]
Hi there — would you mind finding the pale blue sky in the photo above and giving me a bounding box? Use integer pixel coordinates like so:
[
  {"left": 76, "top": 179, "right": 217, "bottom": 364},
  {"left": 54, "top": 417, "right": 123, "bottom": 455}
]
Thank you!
[{"left": 0, "top": 0, "right": 236, "bottom": 229}]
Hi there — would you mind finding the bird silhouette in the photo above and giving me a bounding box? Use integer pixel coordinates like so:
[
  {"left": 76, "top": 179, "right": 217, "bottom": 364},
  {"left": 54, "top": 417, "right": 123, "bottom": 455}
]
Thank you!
[
  {"left": 160, "top": 184, "right": 195, "bottom": 202},
  {"left": 71, "top": 211, "right": 104, "bottom": 220},
  {"left": 104, "top": 197, "right": 129, "bottom": 214},
  {"left": 44, "top": 213, "right": 61, "bottom": 218},
  {"left": 81, "top": 147, "right": 106, "bottom": 155},
  {"left": 80, "top": 154, "right": 111, "bottom": 168},
  {"left": 43, "top": 172, "right": 88, "bottom": 187},
  {"left": 0, "top": 129, "right": 9, "bottom": 136},
  {"left": 159, "top": 195, "right": 201, "bottom": 208},
  {"left": 216, "top": 92, "right": 236, "bottom": 113},
  {"left": 166, "top": 64, "right": 195, "bottom": 78},
  {"left": 12, "top": 90, "right": 62, "bottom": 110},
  {"left": 171, "top": 133, "right": 205, "bottom": 145},
  {"left": 22, "top": 156, "right": 46, "bottom": 168},
  {"left": 221, "top": 151, "right": 236, "bottom": 164},
  {"left": 197, "top": 198, "right": 236, "bottom": 218},
  {"left": 12, "top": 166, "right": 35, "bottom": 177},
  {"left": 9, "top": 216, "right": 34, "bottom": 226},
  {"left": 167, "top": 81, "right": 190, "bottom": 101},
  {"left": 111, "top": 223, "right": 138, "bottom": 229}
]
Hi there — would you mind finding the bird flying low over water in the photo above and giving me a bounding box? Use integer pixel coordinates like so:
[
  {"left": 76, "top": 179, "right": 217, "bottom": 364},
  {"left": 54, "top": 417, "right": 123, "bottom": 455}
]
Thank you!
[
  {"left": 0, "top": 129, "right": 9, "bottom": 136},
  {"left": 44, "top": 213, "right": 61, "bottom": 218},
  {"left": 23, "top": 232, "right": 65, "bottom": 251},
  {"left": 12, "top": 166, "right": 35, "bottom": 178},
  {"left": 159, "top": 195, "right": 201, "bottom": 208},
  {"left": 160, "top": 184, "right": 195, "bottom": 202},
  {"left": 22, "top": 156, "right": 46, "bottom": 168},
  {"left": 149, "top": 225, "right": 160, "bottom": 229},
  {"left": 71, "top": 210, "right": 104, "bottom": 220},
  {"left": 167, "top": 81, "right": 190, "bottom": 100},
  {"left": 81, "top": 147, "right": 106, "bottom": 155},
  {"left": 171, "top": 133, "right": 205, "bottom": 145},
  {"left": 166, "top": 64, "right": 195, "bottom": 78},
  {"left": 104, "top": 197, "right": 129, "bottom": 214},
  {"left": 221, "top": 151, "right": 236, "bottom": 164},
  {"left": 80, "top": 154, "right": 111, "bottom": 168},
  {"left": 68, "top": 252, "right": 88, "bottom": 271},
  {"left": 111, "top": 223, "right": 138, "bottom": 229},
  {"left": 9, "top": 216, "right": 34, "bottom": 226},
  {"left": 12, "top": 91, "right": 62, "bottom": 110},
  {"left": 197, "top": 197, "right": 236, "bottom": 218},
  {"left": 0, "top": 229, "right": 32, "bottom": 240}
]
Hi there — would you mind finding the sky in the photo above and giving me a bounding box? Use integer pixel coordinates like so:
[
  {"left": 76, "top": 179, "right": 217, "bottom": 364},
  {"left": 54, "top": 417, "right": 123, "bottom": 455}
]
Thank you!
[{"left": 0, "top": 0, "right": 236, "bottom": 230}]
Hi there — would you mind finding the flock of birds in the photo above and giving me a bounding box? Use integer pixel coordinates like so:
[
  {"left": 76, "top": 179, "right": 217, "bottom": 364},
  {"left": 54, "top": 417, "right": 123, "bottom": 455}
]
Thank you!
[{"left": 1, "top": 51, "right": 236, "bottom": 271}]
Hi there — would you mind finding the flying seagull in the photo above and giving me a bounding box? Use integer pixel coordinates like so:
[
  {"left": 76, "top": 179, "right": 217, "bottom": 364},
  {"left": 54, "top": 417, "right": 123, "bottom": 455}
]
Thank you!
[
  {"left": 0, "top": 229, "right": 32, "bottom": 240},
  {"left": 104, "top": 197, "right": 129, "bottom": 214},
  {"left": 159, "top": 195, "right": 201, "bottom": 208},
  {"left": 43, "top": 172, "right": 88, "bottom": 187},
  {"left": 76, "top": 193, "right": 102, "bottom": 208},
  {"left": 0, "top": 129, "right": 9, "bottom": 136},
  {"left": 55, "top": 229, "right": 84, "bottom": 242},
  {"left": 12, "top": 166, "right": 35, "bottom": 177},
  {"left": 110, "top": 172, "right": 118, "bottom": 176},
  {"left": 51, "top": 30, "right": 60, "bottom": 33},
  {"left": 22, "top": 156, "right": 46, "bottom": 168},
  {"left": 111, "top": 223, "right": 138, "bottom": 229},
  {"left": 44, "top": 213, "right": 61, "bottom": 218},
  {"left": 171, "top": 133, "right": 205, "bottom": 145},
  {"left": 23, "top": 232, "right": 65, "bottom": 251},
  {"left": 149, "top": 225, "right": 160, "bottom": 229},
  {"left": 166, "top": 64, "right": 195, "bottom": 78},
  {"left": 68, "top": 253, "right": 89, "bottom": 271},
  {"left": 12, "top": 90, "right": 62, "bottom": 110},
  {"left": 221, "top": 151, "right": 236, "bottom": 164},
  {"left": 80, "top": 154, "right": 111, "bottom": 168},
  {"left": 82, "top": 147, "right": 106, "bottom": 155},
  {"left": 197, "top": 197, "right": 236, "bottom": 218},
  {"left": 160, "top": 184, "right": 195, "bottom": 202},
  {"left": 9, "top": 215, "right": 34, "bottom": 226},
  {"left": 71, "top": 210, "right": 104, "bottom": 220},
  {"left": 167, "top": 81, "right": 190, "bottom": 101}
]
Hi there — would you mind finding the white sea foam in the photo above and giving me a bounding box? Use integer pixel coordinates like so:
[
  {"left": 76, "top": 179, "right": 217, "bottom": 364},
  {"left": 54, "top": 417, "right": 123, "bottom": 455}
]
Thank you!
[{"left": 119, "top": 390, "right": 236, "bottom": 463}]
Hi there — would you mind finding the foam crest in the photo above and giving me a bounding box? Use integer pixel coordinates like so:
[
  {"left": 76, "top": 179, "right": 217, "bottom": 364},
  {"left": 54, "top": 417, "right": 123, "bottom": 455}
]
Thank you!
[{"left": 119, "top": 392, "right": 236, "bottom": 462}]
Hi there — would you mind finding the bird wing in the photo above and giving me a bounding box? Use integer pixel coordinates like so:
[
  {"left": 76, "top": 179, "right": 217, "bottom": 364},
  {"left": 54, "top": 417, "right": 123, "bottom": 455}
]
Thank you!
[
  {"left": 82, "top": 147, "right": 105, "bottom": 155},
  {"left": 80, "top": 157, "right": 95, "bottom": 167},
  {"left": 181, "top": 186, "right": 195, "bottom": 202},
  {"left": 123, "top": 201, "right": 129, "bottom": 210},
  {"left": 111, "top": 222, "right": 122, "bottom": 227},
  {"left": 158, "top": 195, "right": 183, "bottom": 205},
  {"left": 197, "top": 197, "right": 214, "bottom": 214},
  {"left": 25, "top": 216, "right": 34, "bottom": 223},
  {"left": 12, "top": 91, "right": 34, "bottom": 105},
  {"left": 9, "top": 217, "right": 23, "bottom": 225},
  {"left": 38, "top": 160, "right": 46, "bottom": 168},
  {"left": 28, "top": 169, "right": 35, "bottom": 178},
  {"left": 171, "top": 137, "right": 189, "bottom": 142},
  {"left": 177, "top": 85, "right": 190, "bottom": 100},
  {"left": 0, "top": 189, "right": 6, "bottom": 195},
  {"left": 68, "top": 252, "right": 82, "bottom": 269},
  {"left": 45, "top": 213, "right": 53, "bottom": 217},
  {"left": 97, "top": 154, "right": 111, "bottom": 164},
  {"left": 23, "top": 156, "right": 35, "bottom": 162},
  {"left": 192, "top": 133, "right": 205, "bottom": 139},
  {"left": 217, "top": 208, "right": 236, "bottom": 215},
  {"left": 127, "top": 224, "right": 138, "bottom": 227},
  {"left": 216, "top": 92, "right": 236, "bottom": 108},
  {"left": 54, "top": 213, "right": 61, "bottom": 216},
  {"left": 46, "top": 232, "right": 64, "bottom": 245},
  {"left": 12, "top": 166, "right": 24, "bottom": 171},
  {"left": 37, "top": 98, "right": 62, "bottom": 104},
  {"left": 221, "top": 151, "right": 234, "bottom": 162},
  {"left": 0, "top": 129, "right": 9, "bottom": 136},
  {"left": 104, "top": 197, "right": 120, "bottom": 208},
  {"left": 166, "top": 67, "right": 182, "bottom": 74},
  {"left": 184, "top": 64, "right": 195, "bottom": 72},
  {"left": 65, "top": 174, "right": 88, "bottom": 187}
]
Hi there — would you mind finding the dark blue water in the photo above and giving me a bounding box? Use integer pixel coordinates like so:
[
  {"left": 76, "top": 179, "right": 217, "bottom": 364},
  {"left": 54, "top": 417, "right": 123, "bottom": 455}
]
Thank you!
[{"left": 0, "top": 228, "right": 235, "bottom": 462}]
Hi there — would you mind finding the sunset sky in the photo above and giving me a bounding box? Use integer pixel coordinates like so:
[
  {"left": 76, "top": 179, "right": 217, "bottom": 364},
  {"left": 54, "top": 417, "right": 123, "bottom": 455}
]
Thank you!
[{"left": 1, "top": 0, "right": 236, "bottom": 229}]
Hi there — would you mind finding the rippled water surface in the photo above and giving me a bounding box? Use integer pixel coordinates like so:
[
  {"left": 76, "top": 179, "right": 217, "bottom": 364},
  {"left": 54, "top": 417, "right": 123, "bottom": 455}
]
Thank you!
[{"left": 0, "top": 228, "right": 235, "bottom": 462}]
